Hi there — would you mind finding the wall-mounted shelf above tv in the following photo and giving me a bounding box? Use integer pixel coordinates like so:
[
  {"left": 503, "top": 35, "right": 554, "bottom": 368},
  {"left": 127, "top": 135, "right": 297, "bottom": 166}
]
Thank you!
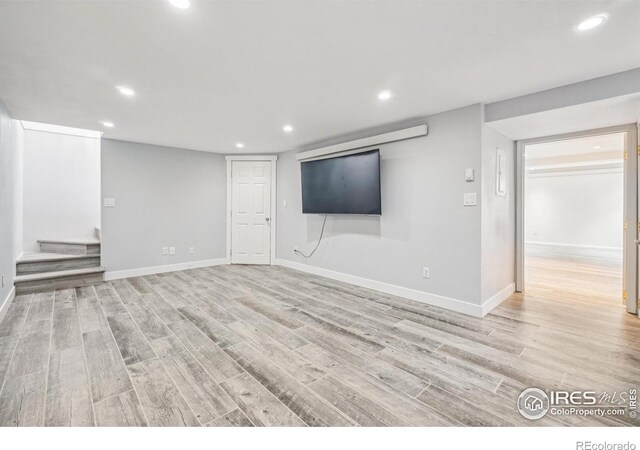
[{"left": 295, "top": 124, "right": 428, "bottom": 161}]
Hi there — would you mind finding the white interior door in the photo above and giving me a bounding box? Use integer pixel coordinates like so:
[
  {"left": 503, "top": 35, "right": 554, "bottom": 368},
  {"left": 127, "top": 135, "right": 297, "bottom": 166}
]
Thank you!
[{"left": 231, "top": 160, "right": 272, "bottom": 264}]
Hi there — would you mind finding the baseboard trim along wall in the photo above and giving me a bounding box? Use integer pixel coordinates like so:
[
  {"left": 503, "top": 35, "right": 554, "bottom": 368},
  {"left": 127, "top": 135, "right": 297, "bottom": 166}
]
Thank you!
[
  {"left": 103, "top": 257, "right": 514, "bottom": 316},
  {"left": 276, "top": 258, "right": 489, "bottom": 318},
  {"left": 480, "top": 282, "right": 515, "bottom": 317},
  {"left": 525, "top": 241, "right": 622, "bottom": 261},
  {"left": 0, "top": 286, "right": 16, "bottom": 325},
  {"left": 104, "top": 258, "right": 227, "bottom": 281}
]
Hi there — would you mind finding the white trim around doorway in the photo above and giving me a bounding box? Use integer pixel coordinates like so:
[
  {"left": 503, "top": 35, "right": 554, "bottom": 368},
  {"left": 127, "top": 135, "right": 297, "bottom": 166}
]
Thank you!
[{"left": 515, "top": 124, "right": 638, "bottom": 315}]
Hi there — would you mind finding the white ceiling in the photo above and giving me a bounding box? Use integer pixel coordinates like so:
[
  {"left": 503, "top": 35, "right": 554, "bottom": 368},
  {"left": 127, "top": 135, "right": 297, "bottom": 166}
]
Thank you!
[
  {"left": 526, "top": 132, "right": 625, "bottom": 161},
  {"left": 1, "top": 0, "right": 639, "bottom": 154}
]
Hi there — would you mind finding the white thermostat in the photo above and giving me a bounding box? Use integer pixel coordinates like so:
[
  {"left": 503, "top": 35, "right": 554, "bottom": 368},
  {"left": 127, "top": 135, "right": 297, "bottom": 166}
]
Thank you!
[{"left": 465, "top": 168, "right": 475, "bottom": 182}]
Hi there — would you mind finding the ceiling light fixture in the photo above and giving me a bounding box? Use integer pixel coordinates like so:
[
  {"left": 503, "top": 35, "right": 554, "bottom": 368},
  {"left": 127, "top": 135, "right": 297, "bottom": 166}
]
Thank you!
[
  {"left": 116, "top": 85, "right": 135, "bottom": 97},
  {"left": 235, "top": 142, "right": 245, "bottom": 149},
  {"left": 101, "top": 121, "right": 114, "bottom": 128},
  {"left": 168, "top": 0, "right": 190, "bottom": 9},
  {"left": 593, "top": 145, "right": 602, "bottom": 150},
  {"left": 575, "top": 13, "right": 608, "bottom": 31},
  {"left": 378, "top": 90, "right": 392, "bottom": 101},
  {"left": 283, "top": 124, "right": 294, "bottom": 133}
]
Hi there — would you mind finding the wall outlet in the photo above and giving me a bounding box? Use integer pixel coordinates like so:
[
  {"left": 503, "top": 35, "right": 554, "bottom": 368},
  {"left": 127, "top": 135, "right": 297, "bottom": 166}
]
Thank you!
[
  {"left": 282, "top": 200, "right": 287, "bottom": 208},
  {"left": 169, "top": 247, "right": 176, "bottom": 255},
  {"left": 103, "top": 197, "right": 116, "bottom": 208},
  {"left": 162, "top": 247, "right": 169, "bottom": 255},
  {"left": 189, "top": 246, "right": 195, "bottom": 254},
  {"left": 423, "top": 267, "right": 430, "bottom": 278},
  {"left": 293, "top": 245, "right": 298, "bottom": 252}
]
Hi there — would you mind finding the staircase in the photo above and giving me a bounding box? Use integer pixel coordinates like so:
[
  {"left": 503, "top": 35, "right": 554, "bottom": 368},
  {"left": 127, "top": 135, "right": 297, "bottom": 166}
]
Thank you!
[{"left": 15, "top": 238, "right": 105, "bottom": 294}]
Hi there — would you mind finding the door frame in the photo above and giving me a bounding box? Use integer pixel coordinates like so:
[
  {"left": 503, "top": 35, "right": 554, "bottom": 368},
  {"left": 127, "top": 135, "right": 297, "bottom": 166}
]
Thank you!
[
  {"left": 225, "top": 155, "right": 278, "bottom": 265},
  {"left": 515, "top": 124, "right": 638, "bottom": 315}
]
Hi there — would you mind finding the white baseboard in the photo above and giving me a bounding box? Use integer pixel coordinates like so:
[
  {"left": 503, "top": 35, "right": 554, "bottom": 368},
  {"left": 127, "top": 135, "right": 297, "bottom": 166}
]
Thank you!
[
  {"left": 104, "top": 258, "right": 227, "bottom": 281},
  {"left": 275, "top": 258, "right": 484, "bottom": 317},
  {"left": 0, "top": 286, "right": 16, "bottom": 325},
  {"left": 525, "top": 241, "right": 621, "bottom": 251},
  {"left": 525, "top": 241, "right": 622, "bottom": 261},
  {"left": 480, "top": 282, "right": 515, "bottom": 317}
]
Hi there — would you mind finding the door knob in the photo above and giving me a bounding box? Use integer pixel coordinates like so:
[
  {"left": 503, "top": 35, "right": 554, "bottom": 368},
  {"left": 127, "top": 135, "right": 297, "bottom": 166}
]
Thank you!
[{"left": 265, "top": 217, "right": 270, "bottom": 222}]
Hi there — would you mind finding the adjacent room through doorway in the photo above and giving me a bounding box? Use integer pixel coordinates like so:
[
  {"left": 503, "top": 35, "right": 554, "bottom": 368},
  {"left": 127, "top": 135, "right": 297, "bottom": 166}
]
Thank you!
[{"left": 523, "top": 132, "right": 625, "bottom": 306}]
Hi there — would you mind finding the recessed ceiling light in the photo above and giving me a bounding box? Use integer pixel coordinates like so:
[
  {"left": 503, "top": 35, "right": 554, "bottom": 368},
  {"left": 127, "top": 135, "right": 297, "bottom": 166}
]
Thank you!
[
  {"left": 283, "top": 124, "right": 294, "bottom": 133},
  {"left": 378, "top": 90, "right": 392, "bottom": 101},
  {"left": 101, "top": 121, "right": 114, "bottom": 128},
  {"left": 593, "top": 145, "right": 602, "bottom": 150},
  {"left": 168, "top": 0, "right": 190, "bottom": 9},
  {"left": 116, "top": 85, "right": 135, "bottom": 97},
  {"left": 235, "top": 142, "right": 245, "bottom": 149},
  {"left": 575, "top": 13, "right": 608, "bottom": 31}
]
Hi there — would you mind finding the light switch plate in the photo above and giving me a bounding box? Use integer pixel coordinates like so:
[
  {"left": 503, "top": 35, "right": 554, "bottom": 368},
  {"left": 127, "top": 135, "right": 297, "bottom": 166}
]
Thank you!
[
  {"left": 169, "top": 247, "right": 176, "bottom": 255},
  {"left": 103, "top": 197, "right": 116, "bottom": 208},
  {"left": 465, "top": 168, "right": 475, "bottom": 182},
  {"left": 463, "top": 192, "right": 477, "bottom": 206}
]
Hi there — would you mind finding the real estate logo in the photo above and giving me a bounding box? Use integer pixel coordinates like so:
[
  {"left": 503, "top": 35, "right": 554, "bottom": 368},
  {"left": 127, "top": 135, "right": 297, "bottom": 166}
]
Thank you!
[
  {"left": 518, "top": 387, "right": 637, "bottom": 420},
  {"left": 517, "top": 387, "right": 550, "bottom": 420}
]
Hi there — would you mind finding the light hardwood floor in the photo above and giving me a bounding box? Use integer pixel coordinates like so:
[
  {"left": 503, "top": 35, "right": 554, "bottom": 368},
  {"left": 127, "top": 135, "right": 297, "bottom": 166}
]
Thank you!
[
  {"left": 525, "top": 253, "right": 623, "bottom": 305},
  {"left": 0, "top": 263, "right": 637, "bottom": 427}
]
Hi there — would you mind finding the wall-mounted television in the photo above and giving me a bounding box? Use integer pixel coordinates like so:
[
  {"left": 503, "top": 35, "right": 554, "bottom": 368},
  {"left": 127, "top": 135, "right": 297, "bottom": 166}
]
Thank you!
[{"left": 301, "top": 149, "right": 381, "bottom": 215}]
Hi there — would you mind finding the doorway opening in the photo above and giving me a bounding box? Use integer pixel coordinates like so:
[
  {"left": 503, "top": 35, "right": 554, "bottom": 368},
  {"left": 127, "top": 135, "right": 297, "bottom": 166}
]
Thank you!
[{"left": 523, "top": 132, "right": 625, "bottom": 306}]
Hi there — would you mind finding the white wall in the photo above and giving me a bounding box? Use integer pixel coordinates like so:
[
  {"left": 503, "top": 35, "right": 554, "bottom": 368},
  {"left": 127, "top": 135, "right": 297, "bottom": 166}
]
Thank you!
[
  {"left": 525, "top": 169, "right": 623, "bottom": 250},
  {"left": 0, "top": 100, "right": 23, "bottom": 310},
  {"left": 22, "top": 129, "right": 100, "bottom": 251},
  {"left": 480, "top": 124, "right": 515, "bottom": 303},
  {"left": 277, "top": 105, "right": 484, "bottom": 310},
  {"left": 101, "top": 139, "right": 227, "bottom": 275}
]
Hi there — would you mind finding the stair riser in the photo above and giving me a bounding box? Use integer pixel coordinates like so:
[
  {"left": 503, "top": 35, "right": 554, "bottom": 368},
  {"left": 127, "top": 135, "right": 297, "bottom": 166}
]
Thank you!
[
  {"left": 39, "top": 242, "right": 100, "bottom": 255},
  {"left": 15, "top": 272, "right": 104, "bottom": 295},
  {"left": 17, "top": 257, "right": 101, "bottom": 275}
]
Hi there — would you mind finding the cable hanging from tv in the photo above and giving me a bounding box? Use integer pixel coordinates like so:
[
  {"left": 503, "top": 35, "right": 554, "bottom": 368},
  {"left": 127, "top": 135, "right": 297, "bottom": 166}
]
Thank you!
[{"left": 294, "top": 214, "right": 328, "bottom": 258}]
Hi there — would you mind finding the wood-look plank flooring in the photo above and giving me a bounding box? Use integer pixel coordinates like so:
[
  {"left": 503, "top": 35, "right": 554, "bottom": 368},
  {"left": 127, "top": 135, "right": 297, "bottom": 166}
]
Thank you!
[
  {"left": 525, "top": 254, "right": 622, "bottom": 305},
  {"left": 0, "top": 262, "right": 637, "bottom": 427}
]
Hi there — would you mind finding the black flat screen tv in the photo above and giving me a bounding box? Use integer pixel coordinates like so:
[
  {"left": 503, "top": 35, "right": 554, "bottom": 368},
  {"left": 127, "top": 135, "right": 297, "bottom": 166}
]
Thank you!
[{"left": 301, "top": 149, "right": 381, "bottom": 215}]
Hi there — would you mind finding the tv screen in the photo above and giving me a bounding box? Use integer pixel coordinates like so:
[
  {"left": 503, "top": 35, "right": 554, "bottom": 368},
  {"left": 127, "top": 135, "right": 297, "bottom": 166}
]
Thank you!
[{"left": 301, "top": 149, "right": 381, "bottom": 214}]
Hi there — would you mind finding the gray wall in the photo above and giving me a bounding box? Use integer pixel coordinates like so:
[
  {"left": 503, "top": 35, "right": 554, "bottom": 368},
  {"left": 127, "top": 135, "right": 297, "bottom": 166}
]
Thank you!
[
  {"left": 485, "top": 68, "right": 640, "bottom": 122},
  {"left": 277, "top": 105, "right": 484, "bottom": 305},
  {"left": 101, "top": 139, "right": 226, "bottom": 273},
  {"left": 0, "top": 101, "right": 23, "bottom": 307},
  {"left": 480, "top": 124, "right": 516, "bottom": 302}
]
